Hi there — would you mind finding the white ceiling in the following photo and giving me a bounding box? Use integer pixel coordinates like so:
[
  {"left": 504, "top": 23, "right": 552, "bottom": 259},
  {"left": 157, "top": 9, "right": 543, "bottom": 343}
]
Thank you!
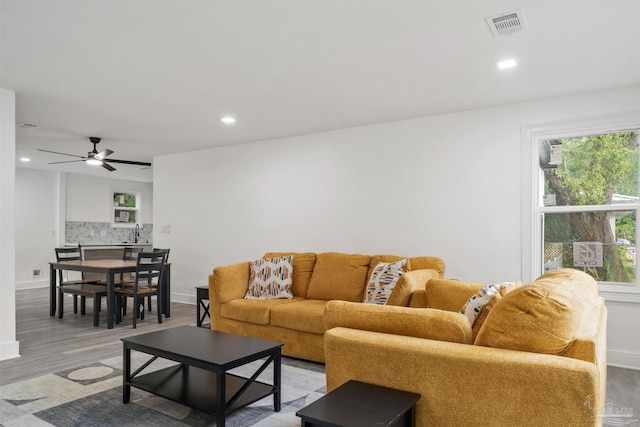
[{"left": 2, "top": 1, "right": 639, "bottom": 182}]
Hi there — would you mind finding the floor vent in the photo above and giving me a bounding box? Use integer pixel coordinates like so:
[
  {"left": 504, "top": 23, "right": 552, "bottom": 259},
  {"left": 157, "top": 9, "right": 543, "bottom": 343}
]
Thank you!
[{"left": 486, "top": 9, "right": 526, "bottom": 37}]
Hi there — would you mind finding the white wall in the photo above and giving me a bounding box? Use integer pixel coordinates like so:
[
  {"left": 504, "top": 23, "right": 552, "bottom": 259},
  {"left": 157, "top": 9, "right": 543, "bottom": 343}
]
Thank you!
[
  {"left": 15, "top": 168, "right": 60, "bottom": 289},
  {"left": 0, "top": 88, "right": 19, "bottom": 361},
  {"left": 14, "top": 171, "right": 154, "bottom": 290},
  {"left": 154, "top": 85, "right": 640, "bottom": 368},
  {"left": 66, "top": 173, "right": 153, "bottom": 223}
]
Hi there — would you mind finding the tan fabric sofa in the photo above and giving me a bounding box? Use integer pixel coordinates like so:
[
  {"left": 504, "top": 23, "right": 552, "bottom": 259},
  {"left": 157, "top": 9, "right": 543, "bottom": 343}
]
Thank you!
[
  {"left": 208, "top": 252, "right": 445, "bottom": 362},
  {"left": 323, "top": 268, "right": 607, "bottom": 427}
]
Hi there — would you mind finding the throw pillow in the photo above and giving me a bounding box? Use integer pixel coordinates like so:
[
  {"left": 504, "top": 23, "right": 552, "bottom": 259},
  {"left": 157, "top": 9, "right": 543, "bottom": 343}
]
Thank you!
[
  {"left": 460, "top": 281, "right": 521, "bottom": 330},
  {"left": 470, "top": 282, "right": 522, "bottom": 341},
  {"left": 363, "top": 259, "right": 407, "bottom": 305},
  {"left": 244, "top": 256, "right": 294, "bottom": 300}
]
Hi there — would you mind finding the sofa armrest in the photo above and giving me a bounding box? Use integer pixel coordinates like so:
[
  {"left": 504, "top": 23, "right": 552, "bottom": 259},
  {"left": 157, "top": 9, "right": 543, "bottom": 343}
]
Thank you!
[
  {"left": 325, "top": 328, "right": 601, "bottom": 426},
  {"left": 425, "top": 278, "right": 484, "bottom": 312},
  {"left": 323, "top": 300, "right": 472, "bottom": 344},
  {"left": 212, "top": 261, "right": 251, "bottom": 303},
  {"left": 386, "top": 269, "right": 440, "bottom": 307}
]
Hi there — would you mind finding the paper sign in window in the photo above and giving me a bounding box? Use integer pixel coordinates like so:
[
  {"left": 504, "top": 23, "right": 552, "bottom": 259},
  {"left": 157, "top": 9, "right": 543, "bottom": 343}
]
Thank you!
[{"left": 573, "top": 242, "right": 603, "bottom": 267}]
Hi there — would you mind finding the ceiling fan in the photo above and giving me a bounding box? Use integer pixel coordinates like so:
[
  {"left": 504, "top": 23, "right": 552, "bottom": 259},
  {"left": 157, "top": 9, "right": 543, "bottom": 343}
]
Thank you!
[{"left": 37, "top": 137, "right": 152, "bottom": 172}]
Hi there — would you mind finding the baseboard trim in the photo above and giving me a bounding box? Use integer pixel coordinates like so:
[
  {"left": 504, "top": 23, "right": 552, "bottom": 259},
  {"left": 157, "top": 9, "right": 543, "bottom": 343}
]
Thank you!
[
  {"left": 607, "top": 349, "right": 640, "bottom": 371},
  {"left": 16, "top": 282, "right": 199, "bottom": 308},
  {"left": 16, "top": 279, "right": 48, "bottom": 290},
  {"left": 0, "top": 340, "right": 20, "bottom": 361},
  {"left": 170, "top": 292, "right": 196, "bottom": 305}
]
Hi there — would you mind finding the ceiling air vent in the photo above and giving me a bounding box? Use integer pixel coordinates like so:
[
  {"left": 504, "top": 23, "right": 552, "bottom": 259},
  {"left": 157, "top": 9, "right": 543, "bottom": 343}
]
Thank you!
[{"left": 485, "top": 9, "right": 526, "bottom": 37}]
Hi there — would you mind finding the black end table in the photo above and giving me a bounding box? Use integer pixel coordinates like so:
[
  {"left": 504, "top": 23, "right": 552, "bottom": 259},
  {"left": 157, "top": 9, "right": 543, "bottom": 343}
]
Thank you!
[
  {"left": 296, "top": 380, "right": 420, "bottom": 427},
  {"left": 196, "top": 285, "right": 210, "bottom": 327},
  {"left": 122, "top": 325, "right": 283, "bottom": 427}
]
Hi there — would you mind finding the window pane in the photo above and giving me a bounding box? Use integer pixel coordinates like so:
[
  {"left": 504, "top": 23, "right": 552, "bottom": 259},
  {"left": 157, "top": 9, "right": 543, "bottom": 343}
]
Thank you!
[
  {"left": 113, "top": 192, "right": 137, "bottom": 208},
  {"left": 539, "top": 131, "right": 639, "bottom": 207},
  {"left": 114, "top": 209, "right": 137, "bottom": 224},
  {"left": 543, "top": 211, "right": 636, "bottom": 283}
]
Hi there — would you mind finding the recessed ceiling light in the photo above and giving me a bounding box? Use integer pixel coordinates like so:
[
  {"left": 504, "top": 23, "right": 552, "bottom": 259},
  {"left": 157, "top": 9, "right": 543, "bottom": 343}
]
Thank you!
[
  {"left": 221, "top": 116, "right": 236, "bottom": 125},
  {"left": 497, "top": 59, "right": 517, "bottom": 70},
  {"left": 19, "top": 157, "right": 31, "bottom": 162}
]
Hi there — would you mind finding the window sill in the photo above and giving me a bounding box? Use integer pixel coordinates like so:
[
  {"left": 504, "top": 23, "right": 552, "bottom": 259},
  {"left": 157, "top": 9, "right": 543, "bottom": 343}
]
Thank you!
[{"left": 599, "top": 290, "right": 640, "bottom": 303}]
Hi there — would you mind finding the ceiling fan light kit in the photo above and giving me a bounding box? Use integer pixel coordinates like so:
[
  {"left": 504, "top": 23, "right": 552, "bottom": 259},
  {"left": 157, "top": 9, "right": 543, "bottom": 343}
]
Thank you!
[{"left": 37, "top": 137, "right": 151, "bottom": 172}]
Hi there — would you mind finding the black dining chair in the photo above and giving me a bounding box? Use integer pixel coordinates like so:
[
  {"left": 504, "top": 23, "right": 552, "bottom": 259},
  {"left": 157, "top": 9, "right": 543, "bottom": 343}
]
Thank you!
[
  {"left": 54, "top": 245, "right": 99, "bottom": 314},
  {"left": 96, "top": 246, "right": 142, "bottom": 287},
  {"left": 58, "top": 282, "right": 108, "bottom": 326},
  {"left": 146, "top": 248, "right": 170, "bottom": 311},
  {"left": 115, "top": 251, "right": 165, "bottom": 328}
]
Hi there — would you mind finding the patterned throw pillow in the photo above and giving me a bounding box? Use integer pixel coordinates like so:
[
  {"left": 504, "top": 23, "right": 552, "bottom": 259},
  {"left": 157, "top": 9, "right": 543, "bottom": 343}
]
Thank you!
[
  {"left": 363, "top": 259, "right": 407, "bottom": 305},
  {"left": 460, "top": 281, "right": 522, "bottom": 331},
  {"left": 244, "top": 256, "right": 294, "bottom": 300},
  {"left": 470, "top": 282, "right": 521, "bottom": 340}
]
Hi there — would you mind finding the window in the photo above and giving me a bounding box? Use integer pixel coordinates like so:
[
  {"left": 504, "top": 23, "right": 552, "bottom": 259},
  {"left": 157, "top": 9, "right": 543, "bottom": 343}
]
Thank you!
[
  {"left": 523, "top": 112, "right": 640, "bottom": 302},
  {"left": 111, "top": 190, "right": 141, "bottom": 228}
]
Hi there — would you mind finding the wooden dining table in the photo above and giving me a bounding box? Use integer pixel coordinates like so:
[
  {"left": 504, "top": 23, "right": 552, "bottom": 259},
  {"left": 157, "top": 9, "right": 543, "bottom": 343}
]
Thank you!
[{"left": 49, "top": 259, "right": 171, "bottom": 329}]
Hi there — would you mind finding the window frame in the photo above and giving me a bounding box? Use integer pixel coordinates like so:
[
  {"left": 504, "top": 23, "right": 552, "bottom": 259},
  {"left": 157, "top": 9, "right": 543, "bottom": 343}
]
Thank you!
[
  {"left": 522, "top": 111, "right": 640, "bottom": 303},
  {"left": 111, "top": 189, "right": 142, "bottom": 229}
]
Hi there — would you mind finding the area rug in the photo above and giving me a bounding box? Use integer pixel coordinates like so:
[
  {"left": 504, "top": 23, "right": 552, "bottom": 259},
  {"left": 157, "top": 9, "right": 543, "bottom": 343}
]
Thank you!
[{"left": 0, "top": 353, "right": 326, "bottom": 426}]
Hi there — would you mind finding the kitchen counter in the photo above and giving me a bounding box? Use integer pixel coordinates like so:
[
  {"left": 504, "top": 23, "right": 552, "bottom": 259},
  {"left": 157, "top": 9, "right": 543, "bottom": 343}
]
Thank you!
[{"left": 64, "top": 243, "right": 153, "bottom": 248}]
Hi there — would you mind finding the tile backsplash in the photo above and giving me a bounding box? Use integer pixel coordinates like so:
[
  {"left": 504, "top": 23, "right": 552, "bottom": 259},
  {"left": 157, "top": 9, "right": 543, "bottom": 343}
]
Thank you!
[{"left": 66, "top": 221, "right": 153, "bottom": 244}]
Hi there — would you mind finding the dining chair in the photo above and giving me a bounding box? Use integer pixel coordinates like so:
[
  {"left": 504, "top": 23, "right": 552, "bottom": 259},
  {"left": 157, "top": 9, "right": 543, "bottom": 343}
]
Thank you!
[
  {"left": 115, "top": 251, "right": 165, "bottom": 328},
  {"left": 145, "top": 248, "right": 170, "bottom": 311},
  {"left": 96, "top": 246, "right": 142, "bottom": 287},
  {"left": 54, "top": 245, "right": 99, "bottom": 314},
  {"left": 58, "top": 283, "right": 108, "bottom": 326}
]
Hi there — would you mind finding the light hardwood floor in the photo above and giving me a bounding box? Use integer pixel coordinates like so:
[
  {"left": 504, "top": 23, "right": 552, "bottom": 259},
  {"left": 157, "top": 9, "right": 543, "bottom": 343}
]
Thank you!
[
  {"left": 1, "top": 287, "right": 639, "bottom": 418},
  {"left": 0, "top": 287, "right": 197, "bottom": 386}
]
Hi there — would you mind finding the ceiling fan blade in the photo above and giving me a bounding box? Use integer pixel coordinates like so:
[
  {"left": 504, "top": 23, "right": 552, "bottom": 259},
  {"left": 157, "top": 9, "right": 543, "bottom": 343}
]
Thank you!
[
  {"left": 38, "top": 148, "right": 85, "bottom": 159},
  {"left": 106, "top": 158, "right": 152, "bottom": 167},
  {"left": 48, "top": 160, "right": 86, "bottom": 165},
  {"left": 101, "top": 162, "right": 116, "bottom": 172},
  {"left": 95, "top": 149, "right": 114, "bottom": 160}
]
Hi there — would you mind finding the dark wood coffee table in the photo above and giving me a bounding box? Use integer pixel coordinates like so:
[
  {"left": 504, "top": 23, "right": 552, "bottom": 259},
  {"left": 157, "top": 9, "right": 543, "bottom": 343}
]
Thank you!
[
  {"left": 122, "top": 325, "right": 283, "bottom": 427},
  {"left": 296, "top": 380, "right": 420, "bottom": 427}
]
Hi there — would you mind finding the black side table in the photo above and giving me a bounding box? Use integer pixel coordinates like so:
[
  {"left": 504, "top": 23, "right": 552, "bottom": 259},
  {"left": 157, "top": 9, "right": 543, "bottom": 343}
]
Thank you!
[
  {"left": 296, "top": 380, "right": 420, "bottom": 427},
  {"left": 196, "top": 286, "right": 210, "bottom": 327}
]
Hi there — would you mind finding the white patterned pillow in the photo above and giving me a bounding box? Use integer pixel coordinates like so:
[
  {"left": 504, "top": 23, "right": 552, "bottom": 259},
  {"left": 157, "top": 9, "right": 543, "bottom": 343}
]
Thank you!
[
  {"left": 363, "top": 259, "right": 407, "bottom": 305},
  {"left": 244, "top": 256, "right": 294, "bottom": 300},
  {"left": 460, "top": 281, "right": 521, "bottom": 326}
]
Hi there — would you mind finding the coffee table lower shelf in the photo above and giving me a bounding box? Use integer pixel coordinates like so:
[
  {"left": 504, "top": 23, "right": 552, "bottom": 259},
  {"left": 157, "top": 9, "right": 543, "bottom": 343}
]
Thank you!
[{"left": 129, "top": 364, "right": 275, "bottom": 415}]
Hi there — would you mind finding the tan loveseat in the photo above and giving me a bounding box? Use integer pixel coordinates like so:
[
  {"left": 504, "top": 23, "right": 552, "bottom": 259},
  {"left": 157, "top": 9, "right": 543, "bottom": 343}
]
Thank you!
[
  {"left": 323, "top": 269, "right": 607, "bottom": 427},
  {"left": 208, "top": 252, "right": 445, "bottom": 362}
]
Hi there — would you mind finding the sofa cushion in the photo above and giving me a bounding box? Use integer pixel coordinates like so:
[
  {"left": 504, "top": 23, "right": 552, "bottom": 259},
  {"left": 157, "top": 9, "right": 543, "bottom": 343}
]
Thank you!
[
  {"left": 367, "top": 255, "right": 445, "bottom": 280},
  {"left": 244, "top": 256, "right": 294, "bottom": 299},
  {"left": 475, "top": 268, "right": 599, "bottom": 355},
  {"left": 264, "top": 252, "right": 317, "bottom": 298},
  {"left": 221, "top": 298, "right": 303, "bottom": 325},
  {"left": 306, "top": 253, "right": 372, "bottom": 302},
  {"left": 425, "top": 279, "right": 485, "bottom": 312},
  {"left": 271, "top": 299, "right": 328, "bottom": 334},
  {"left": 363, "top": 259, "right": 407, "bottom": 304}
]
